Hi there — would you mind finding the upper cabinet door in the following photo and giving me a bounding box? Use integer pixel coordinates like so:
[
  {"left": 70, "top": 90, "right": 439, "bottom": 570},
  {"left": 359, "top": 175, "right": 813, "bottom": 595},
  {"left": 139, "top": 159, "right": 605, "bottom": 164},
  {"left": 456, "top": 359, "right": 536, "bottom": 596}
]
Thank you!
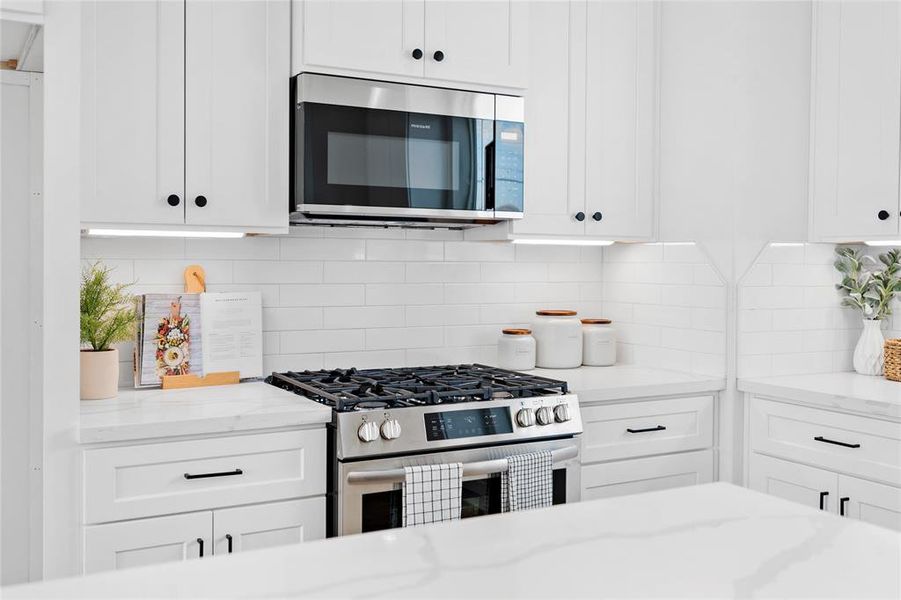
[
  {"left": 80, "top": 0, "right": 184, "bottom": 226},
  {"left": 299, "top": 0, "right": 425, "bottom": 78},
  {"left": 582, "top": 0, "right": 656, "bottom": 240},
  {"left": 810, "top": 1, "right": 901, "bottom": 241},
  {"left": 185, "top": 0, "right": 289, "bottom": 232},
  {"left": 423, "top": 1, "right": 529, "bottom": 88}
]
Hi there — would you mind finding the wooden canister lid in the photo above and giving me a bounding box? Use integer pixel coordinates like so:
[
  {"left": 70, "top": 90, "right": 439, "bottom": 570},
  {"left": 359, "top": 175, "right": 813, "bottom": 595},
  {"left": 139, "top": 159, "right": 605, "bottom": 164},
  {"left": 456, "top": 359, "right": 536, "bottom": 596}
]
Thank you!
[
  {"left": 581, "top": 318, "right": 612, "bottom": 325},
  {"left": 502, "top": 328, "right": 532, "bottom": 335},
  {"left": 535, "top": 310, "right": 578, "bottom": 316}
]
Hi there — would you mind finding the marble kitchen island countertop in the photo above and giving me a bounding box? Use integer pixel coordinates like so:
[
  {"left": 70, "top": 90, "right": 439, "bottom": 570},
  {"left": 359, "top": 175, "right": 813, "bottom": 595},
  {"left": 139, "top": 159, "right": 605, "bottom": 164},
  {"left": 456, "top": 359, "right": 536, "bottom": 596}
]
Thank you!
[
  {"left": 530, "top": 365, "right": 725, "bottom": 403},
  {"left": 738, "top": 372, "right": 901, "bottom": 420},
  {"left": 8, "top": 483, "right": 899, "bottom": 599},
  {"left": 79, "top": 381, "right": 331, "bottom": 443}
]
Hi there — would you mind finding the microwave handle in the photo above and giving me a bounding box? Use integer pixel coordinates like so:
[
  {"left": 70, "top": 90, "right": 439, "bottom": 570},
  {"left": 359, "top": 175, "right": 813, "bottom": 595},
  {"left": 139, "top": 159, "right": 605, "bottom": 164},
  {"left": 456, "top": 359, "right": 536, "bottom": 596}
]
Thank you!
[
  {"left": 485, "top": 139, "right": 496, "bottom": 210},
  {"left": 345, "top": 445, "right": 578, "bottom": 486}
]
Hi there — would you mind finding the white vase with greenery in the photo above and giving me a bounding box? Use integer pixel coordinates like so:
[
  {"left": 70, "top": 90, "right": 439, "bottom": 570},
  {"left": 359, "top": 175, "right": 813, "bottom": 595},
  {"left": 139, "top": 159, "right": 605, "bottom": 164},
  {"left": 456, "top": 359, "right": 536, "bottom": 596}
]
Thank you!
[
  {"left": 835, "top": 247, "right": 901, "bottom": 376},
  {"left": 80, "top": 263, "right": 137, "bottom": 400}
]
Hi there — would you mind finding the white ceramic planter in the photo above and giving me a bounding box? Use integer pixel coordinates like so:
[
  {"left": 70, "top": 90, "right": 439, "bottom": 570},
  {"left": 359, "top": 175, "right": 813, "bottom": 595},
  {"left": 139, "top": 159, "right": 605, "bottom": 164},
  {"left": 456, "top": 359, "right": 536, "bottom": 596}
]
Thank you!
[
  {"left": 80, "top": 348, "right": 119, "bottom": 400},
  {"left": 853, "top": 319, "right": 884, "bottom": 376}
]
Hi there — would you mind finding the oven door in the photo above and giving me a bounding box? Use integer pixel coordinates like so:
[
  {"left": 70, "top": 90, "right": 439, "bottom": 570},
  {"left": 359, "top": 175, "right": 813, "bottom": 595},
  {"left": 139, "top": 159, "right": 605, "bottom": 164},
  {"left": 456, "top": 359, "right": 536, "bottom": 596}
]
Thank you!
[
  {"left": 335, "top": 437, "right": 580, "bottom": 537},
  {"left": 293, "top": 74, "right": 504, "bottom": 223}
]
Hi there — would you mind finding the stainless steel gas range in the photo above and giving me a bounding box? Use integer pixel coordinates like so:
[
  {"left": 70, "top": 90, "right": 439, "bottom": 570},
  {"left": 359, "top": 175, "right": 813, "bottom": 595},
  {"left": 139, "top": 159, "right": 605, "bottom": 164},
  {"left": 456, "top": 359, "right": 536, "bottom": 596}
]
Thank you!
[{"left": 267, "top": 364, "right": 583, "bottom": 537}]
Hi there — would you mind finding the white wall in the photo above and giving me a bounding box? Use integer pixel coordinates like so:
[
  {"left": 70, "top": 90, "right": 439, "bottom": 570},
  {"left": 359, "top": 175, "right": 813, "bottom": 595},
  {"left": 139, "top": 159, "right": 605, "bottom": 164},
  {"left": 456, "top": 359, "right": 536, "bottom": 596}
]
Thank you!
[
  {"left": 0, "top": 70, "right": 42, "bottom": 585},
  {"left": 658, "top": 2, "right": 813, "bottom": 482}
]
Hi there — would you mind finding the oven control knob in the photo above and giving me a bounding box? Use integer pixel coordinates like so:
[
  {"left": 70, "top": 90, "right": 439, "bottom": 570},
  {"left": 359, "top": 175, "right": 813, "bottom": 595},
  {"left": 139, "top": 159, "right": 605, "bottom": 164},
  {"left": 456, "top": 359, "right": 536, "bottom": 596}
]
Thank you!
[
  {"left": 516, "top": 407, "right": 535, "bottom": 428},
  {"left": 554, "top": 403, "right": 571, "bottom": 423},
  {"left": 357, "top": 420, "right": 380, "bottom": 443},
  {"left": 536, "top": 406, "right": 555, "bottom": 426},
  {"left": 380, "top": 418, "right": 402, "bottom": 440}
]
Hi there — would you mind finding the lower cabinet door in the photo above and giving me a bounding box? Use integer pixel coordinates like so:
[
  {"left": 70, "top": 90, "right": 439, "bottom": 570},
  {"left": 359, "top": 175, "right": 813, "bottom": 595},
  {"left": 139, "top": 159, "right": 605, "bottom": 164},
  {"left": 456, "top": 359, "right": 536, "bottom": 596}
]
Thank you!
[
  {"left": 213, "top": 497, "right": 326, "bottom": 555},
  {"left": 581, "top": 450, "right": 714, "bottom": 501},
  {"left": 84, "top": 512, "right": 212, "bottom": 574},
  {"left": 749, "top": 453, "right": 838, "bottom": 513},
  {"left": 838, "top": 474, "right": 901, "bottom": 531}
]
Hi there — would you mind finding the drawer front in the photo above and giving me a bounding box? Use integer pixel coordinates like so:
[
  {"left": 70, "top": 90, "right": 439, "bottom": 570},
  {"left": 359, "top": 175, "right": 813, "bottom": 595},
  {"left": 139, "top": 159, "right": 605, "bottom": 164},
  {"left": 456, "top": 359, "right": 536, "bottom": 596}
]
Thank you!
[
  {"left": 581, "top": 396, "right": 714, "bottom": 463},
  {"left": 85, "top": 429, "right": 326, "bottom": 524},
  {"left": 750, "top": 397, "right": 901, "bottom": 486},
  {"left": 581, "top": 449, "right": 714, "bottom": 501}
]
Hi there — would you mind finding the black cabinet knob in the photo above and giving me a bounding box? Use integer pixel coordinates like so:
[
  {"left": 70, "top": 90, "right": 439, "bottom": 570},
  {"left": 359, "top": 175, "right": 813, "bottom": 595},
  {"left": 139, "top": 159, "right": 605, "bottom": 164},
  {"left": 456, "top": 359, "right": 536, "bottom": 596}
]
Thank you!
[
  {"left": 167, "top": 194, "right": 180, "bottom": 207},
  {"left": 195, "top": 195, "right": 208, "bottom": 208},
  {"left": 412, "top": 48, "right": 423, "bottom": 60},
  {"left": 878, "top": 209, "right": 890, "bottom": 221},
  {"left": 574, "top": 212, "right": 585, "bottom": 222},
  {"left": 433, "top": 50, "right": 445, "bottom": 62},
  {"left": 592, "top": 211, "right": 603, "bottom": 222}
]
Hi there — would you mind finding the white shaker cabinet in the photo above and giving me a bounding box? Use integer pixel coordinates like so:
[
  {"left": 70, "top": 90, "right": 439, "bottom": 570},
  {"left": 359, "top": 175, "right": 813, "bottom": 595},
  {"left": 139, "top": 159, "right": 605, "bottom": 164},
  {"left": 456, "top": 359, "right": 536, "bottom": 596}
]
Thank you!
[
  {"left": 80, "top": 0, "right": 185, "bottom": 227},
  {"left": 809, "top": 1, "right": 901, "bottom": 241},
  {"left": 294, "top": 0, "right": 528, "bottom": 90},
  {"left": 838, "top": 475, "right": 901, "bottom": 531},
  {"left": 749, "top": 453, "right": 838, "bottom": 513},
  {"left": 212, "top": 497, "right": 326, "bottom": 556},
  {"left": 84, "top": 512, "right": 211, "bottom": 574},
  {"left": 80, "top": 0, "right": 289, "bottom": 234},
  {"left": 184, "top": 0, "right": 289, "bottom": 230}
]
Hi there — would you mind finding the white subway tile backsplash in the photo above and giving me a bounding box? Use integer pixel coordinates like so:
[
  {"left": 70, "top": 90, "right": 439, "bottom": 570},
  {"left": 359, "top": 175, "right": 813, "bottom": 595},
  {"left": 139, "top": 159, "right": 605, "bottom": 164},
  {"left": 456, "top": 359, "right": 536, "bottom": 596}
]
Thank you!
[
  {"left": 84, "top": 234, "right": 725, "bottom": 383},
  {"left": 758, "top": 244, "right": 804, "bottom": 264}
]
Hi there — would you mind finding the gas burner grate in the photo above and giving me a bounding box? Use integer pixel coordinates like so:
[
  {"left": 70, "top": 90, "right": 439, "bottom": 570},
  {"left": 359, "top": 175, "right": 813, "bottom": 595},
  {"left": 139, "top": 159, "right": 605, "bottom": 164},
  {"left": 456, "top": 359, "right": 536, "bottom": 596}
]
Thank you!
[{"left": 266, "top": 364, "right": 568, "bottom": 412}]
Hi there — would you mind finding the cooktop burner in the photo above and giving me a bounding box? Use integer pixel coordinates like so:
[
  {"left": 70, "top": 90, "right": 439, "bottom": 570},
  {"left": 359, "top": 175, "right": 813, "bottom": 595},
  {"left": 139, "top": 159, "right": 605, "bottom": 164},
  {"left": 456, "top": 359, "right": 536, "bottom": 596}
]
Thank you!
[{"left": 266, "top": 364, "right": 569, "bottom": 412}]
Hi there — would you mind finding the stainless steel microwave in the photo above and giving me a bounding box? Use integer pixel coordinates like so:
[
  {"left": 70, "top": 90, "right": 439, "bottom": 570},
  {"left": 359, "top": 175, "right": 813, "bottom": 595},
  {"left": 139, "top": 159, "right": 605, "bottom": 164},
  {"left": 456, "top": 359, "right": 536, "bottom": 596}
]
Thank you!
[{"left": 290, "top": 74, "right": 524, "bottom": 228}]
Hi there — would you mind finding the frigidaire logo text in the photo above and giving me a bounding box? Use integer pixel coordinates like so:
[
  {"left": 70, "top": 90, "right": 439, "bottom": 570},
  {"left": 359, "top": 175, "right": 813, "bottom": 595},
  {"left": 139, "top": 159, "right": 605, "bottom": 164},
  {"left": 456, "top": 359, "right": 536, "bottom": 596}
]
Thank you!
[{"left": 410, "top": 123, "right": 431, "bottom": 130}]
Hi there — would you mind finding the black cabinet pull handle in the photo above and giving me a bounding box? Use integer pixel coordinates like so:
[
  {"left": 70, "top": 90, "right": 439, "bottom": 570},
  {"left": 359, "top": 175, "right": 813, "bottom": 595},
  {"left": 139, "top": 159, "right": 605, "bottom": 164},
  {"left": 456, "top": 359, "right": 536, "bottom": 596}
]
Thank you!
[
  {"left": 412, "top": 48, "right": 423, "bottom": 60},
  {"left": 184, "top": 468, "right": 243, "bottom": 480},
  {"left": 197, "top": 537, "right": 204, "bottom": 557},
  {"left": 433, "top": 50, "right": 444, "bottom": 62},
  {"left": 592, "top": 211, "right": 603, "bottom": 222},
  {"left": 814, "top": 436, "right": 860, "bottom": 449},
  {"left": 626, "top": 425, "right": 666, "bottom": 434},
  {"left": 226, "top": 534, "right": 233, "bottom": 553},
  {"left": 840, "top": 497, "right": 850, "bottom": 516},
  {"left": 819, "top": 491, "right": 829, "bottom": 510},
  {"left": 194, "top": 195, "right": 208, "bottom": 208},
  {"left": 574, "top": 211, "right": 585, "bottom": 222},
  {"left": 878, "top": 209, "right": 890, "bottom": 221},
  {"left": 167, "top": 194, "right": 180, "bottom": 207}
]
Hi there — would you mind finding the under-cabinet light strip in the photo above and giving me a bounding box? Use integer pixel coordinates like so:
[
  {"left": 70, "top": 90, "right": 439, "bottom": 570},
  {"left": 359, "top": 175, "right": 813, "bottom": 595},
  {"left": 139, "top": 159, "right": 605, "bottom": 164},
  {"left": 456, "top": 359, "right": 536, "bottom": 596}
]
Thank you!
[{"left": 84, "top": 229, "right": 245, "bottom": 239}]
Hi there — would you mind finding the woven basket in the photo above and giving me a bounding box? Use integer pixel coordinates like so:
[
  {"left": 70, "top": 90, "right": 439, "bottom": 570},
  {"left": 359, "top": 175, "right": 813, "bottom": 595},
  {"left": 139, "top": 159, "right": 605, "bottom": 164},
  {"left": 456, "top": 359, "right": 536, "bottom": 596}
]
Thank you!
[{"left": 884, "top": 339, "right": 901, "bottom": 381}]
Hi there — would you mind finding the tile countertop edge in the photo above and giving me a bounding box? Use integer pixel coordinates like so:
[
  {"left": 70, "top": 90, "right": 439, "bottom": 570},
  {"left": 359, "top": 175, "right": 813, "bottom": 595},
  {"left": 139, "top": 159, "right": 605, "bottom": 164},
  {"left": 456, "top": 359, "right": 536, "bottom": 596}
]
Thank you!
[
  {"left": 79, "top": 381, "right": 332, "bottom": 445},
  {"left": 738, "top": 372, "right": 901, "bottom": 420},
  {"left": 529, "top": 365, "right": 725, "bottom": 404}
]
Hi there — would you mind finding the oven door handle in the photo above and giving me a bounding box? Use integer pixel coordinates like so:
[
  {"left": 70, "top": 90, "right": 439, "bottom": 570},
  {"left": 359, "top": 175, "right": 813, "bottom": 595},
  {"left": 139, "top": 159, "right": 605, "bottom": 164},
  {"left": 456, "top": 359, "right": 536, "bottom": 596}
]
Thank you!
[{"left": 345, "top": 445, "right": 578, "bottom": 486}]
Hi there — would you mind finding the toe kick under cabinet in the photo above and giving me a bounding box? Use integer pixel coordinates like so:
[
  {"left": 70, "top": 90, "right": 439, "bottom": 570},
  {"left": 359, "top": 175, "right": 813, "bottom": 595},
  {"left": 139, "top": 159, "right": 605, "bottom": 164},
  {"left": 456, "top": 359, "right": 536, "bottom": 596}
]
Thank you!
[
  {"left": 82, "top": 428, "right": 326, "bottom": 574},
  {"left": 747, "top": 396, "right": 901, "bottom": 531},
  {"left": 580, "top": 395, "right": 717, "bottom": 501}
]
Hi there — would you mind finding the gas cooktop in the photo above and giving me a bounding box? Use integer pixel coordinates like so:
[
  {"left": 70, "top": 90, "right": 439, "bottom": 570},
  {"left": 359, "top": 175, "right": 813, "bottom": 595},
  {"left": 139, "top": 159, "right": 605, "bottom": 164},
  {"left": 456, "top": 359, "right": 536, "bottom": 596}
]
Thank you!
[{"left": 266, "top": 364, "right": 569, "bottom": 413}]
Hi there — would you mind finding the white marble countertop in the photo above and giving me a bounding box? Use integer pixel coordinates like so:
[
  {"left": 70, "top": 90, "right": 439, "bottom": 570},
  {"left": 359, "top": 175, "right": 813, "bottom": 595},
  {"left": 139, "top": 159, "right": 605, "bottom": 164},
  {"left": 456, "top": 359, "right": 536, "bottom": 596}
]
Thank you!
[
  {"left": 79, "top": 382, "right": 332, "bottom": 444},
  {"left": 529, "top": 365, "right": 725, "bottom": 403},
  {"left": 738, "top": 372, "right": 901, "bottom": 420},
  {"left": 8, "top": 483, "right": 899, "bottom": 599}
]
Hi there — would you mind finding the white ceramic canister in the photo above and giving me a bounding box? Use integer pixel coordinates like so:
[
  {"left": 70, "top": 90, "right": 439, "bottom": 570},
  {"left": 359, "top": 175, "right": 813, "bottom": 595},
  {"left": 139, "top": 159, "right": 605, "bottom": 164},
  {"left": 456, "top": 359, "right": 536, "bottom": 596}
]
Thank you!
[
  {"left": 497, "top": 328, "right": 536, "bottom": 371},
  {"left": 532, "top": 310, "right": 583, "bottom": 369},
  {"left": 581, "top": 319, "right": 616, "bottom": 366}
]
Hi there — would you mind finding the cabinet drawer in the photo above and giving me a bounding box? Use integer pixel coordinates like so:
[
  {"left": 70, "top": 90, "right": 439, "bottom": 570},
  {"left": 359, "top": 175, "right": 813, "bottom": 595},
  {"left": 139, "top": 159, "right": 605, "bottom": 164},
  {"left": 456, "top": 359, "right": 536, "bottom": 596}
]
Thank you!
[
  {"left": 750, "top": 398, "right": 901, "bottom": 486},
  {"left": 84, "top": 429, "right": 326, "bottom": 524},
  {"left": 581, "top": 450, "right": 714, "bottom": 501},
  {"left": 581, "top": 396, "right": 714, "bottom": 463}
]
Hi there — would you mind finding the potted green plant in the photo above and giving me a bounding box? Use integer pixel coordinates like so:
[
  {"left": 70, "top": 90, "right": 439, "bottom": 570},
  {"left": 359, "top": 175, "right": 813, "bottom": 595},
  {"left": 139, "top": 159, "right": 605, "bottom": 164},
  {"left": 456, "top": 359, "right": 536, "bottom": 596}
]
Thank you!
[
  {"left": 834, "top": 247, "right": 901, "bottom": 376},
  {"left": 80, "top": 263, "right": 138, "bottom": 399}
]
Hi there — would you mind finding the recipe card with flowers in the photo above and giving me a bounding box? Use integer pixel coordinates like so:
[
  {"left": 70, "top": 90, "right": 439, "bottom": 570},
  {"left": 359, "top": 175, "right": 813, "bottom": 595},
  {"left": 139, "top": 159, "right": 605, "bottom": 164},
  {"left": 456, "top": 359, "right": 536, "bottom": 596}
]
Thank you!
[{"left": 135, "top": 294, "right": 204, "bottom": 387}]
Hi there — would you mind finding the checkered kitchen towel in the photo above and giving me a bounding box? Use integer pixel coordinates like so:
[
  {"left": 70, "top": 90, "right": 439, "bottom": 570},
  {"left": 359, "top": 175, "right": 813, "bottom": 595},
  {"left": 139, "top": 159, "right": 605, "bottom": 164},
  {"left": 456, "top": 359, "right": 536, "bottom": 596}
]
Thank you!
[
  {"left": 501, "top": 450, "right": 553, "bottom": 512},
  {"left": 402, "top": 463, "right": 463, "bottom": 527}
]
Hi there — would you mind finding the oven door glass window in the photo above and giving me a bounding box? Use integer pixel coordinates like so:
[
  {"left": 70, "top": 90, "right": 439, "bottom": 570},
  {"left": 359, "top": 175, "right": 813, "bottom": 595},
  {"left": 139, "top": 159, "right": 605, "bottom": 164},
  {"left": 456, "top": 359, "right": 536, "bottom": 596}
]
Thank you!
[
  {"left": 298, "top": 103, "right": 493, "bottom": 214},
  {"left": 359, "top": 469, "right": 567, "bottom": 533}
]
